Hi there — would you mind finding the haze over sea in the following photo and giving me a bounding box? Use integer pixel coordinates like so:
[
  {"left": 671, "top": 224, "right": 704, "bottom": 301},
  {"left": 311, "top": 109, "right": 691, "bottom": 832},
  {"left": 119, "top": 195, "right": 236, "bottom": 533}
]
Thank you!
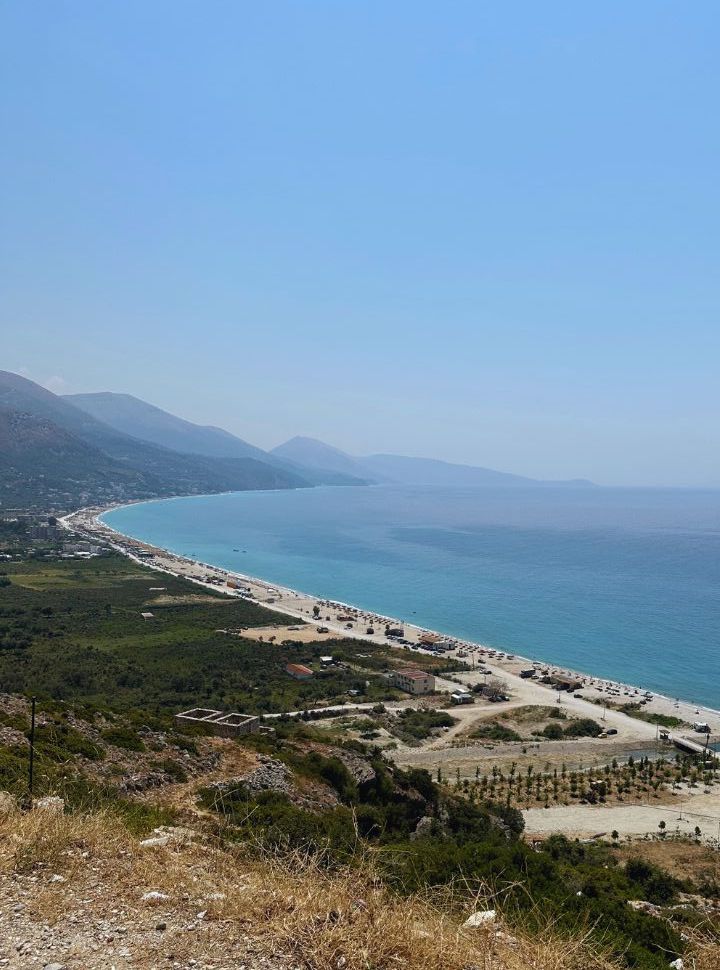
[{"left": 104, "top": 485, "right": 720, "bottom": 709}]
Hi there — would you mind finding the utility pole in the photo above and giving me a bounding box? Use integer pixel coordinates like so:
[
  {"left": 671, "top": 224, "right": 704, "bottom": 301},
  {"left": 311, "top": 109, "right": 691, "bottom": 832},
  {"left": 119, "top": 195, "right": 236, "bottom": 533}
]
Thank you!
[{"left": 28, "top": 696, "right": 36, "bottom": 807}]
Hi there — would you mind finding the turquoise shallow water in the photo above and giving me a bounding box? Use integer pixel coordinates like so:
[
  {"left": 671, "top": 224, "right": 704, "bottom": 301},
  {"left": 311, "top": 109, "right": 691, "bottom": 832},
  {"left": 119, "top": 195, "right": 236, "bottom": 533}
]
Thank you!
[{"left": 103, "top": 485, "right": 720, "bottom": 708}]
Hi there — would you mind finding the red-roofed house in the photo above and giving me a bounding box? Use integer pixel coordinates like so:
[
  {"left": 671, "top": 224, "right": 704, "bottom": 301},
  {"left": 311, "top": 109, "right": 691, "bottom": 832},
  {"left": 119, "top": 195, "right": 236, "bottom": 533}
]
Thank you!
[
  {"left": 391, "top": 668, "right": 435, "bottom": 695},
  {"left": 286, "top": 662, "right": 313, "bottom": 680}
]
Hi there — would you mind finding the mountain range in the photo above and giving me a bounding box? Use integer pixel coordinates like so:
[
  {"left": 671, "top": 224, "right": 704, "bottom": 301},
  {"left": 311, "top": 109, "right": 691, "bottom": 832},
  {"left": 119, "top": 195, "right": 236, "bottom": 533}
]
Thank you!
[
  {"left": 0, "top": 372, "right": 307, "bottom": 508},
  {"left": 269, "top": 436, "right": 590, "bottom": 488},
  {"left": 64, "top": 392, "right": 364, "bottom": 488},
  {"left": 0, "top": 369, "right": 591, "bottom": 510}
]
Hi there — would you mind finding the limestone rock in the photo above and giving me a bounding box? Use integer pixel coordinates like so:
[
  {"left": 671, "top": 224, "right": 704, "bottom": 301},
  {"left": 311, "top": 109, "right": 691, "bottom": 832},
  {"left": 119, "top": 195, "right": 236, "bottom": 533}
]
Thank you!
[
  {"left": 140, "top": 825, "right": 198, "bottom": 849},
  {"left": 139, "top": 835, "right": 170, "bottom": 849},
  {"left": 628, "top": 899, "right": 661, "bottom": 916},
  {"left": 33, "top": 796, "right": 64, "bottom": 815},
  {"left": 463, "top": 909, "right": 496, "bottom": 927},
  {"left": 210, "top": 756, "right": 291, "bottom": 798},
  {"left": 410, "top": 815, "right": 436, "bottom": 840}
]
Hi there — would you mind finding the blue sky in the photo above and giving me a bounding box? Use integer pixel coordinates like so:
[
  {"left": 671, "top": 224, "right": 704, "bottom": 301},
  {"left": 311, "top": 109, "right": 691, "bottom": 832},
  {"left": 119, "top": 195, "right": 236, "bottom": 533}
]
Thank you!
[{"left": 2, "top": 2, "right": 718, "bottom": 486}]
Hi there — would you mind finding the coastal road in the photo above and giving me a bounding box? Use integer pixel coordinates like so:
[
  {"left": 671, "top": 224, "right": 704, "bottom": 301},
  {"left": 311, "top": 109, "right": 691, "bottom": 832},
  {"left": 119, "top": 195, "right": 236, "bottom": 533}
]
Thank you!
[{"left": 261, "top": 700, "right": 415, "bottom": 720}]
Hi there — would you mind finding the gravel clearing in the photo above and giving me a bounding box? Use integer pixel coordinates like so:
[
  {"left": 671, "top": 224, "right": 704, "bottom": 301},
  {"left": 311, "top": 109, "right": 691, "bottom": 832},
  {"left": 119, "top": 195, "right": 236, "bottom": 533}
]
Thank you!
[{"left": 0, "top": 863, "right": 296, "bottom": 969}]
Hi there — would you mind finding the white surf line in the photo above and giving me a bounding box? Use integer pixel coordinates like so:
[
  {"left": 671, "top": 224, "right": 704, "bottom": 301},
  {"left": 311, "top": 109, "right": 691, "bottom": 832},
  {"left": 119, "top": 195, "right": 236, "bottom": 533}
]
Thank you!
[{"left": 62, "top": 502, "right": 720, "bottom": 726}]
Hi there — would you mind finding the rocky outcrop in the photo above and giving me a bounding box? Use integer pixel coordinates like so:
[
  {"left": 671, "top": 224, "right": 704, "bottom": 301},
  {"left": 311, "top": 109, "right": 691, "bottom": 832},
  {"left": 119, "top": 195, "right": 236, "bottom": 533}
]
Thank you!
[
  {"left": 334, "top": 749, "right": 376, "bottom": 785},
  {"left": 0, "top": 725, "right": 26, "bottom": 747},
  {"left": 119, "top": 771, "right": 170, "bottom": 793},
  {"left": 209, "top": 756, "right": 292, "bottom": 799},
  {"left": 33, "top": 796, "right": 64, "bottom": 815},
  {"left": 410, "top": 815, "right": 437, "bottom": 840}
]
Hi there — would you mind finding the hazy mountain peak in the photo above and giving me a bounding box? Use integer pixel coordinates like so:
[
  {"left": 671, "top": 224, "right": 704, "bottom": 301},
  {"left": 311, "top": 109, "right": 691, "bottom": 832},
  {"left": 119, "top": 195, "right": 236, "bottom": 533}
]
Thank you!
[
  {"left": 271, "top": 433, "right": 593, "bottom": 487},
  {"left": 271, "top": 436, "right": 367, "bottom": 478}
]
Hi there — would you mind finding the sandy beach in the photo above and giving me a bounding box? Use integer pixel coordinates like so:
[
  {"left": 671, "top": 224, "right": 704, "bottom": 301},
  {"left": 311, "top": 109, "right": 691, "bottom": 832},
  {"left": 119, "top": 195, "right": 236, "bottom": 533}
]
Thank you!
[
  {"left": 63, "top": 503, "right": 720, "bottom": 738},
  {"left": 60, "top": 502, "right": 720, "bottom": 843}
]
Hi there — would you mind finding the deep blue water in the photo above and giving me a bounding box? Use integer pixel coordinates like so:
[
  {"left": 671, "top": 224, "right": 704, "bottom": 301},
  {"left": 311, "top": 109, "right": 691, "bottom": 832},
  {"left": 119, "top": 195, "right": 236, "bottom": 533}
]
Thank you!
[{"left": 103, "top": 485, "right": 720, "bottom": 708}]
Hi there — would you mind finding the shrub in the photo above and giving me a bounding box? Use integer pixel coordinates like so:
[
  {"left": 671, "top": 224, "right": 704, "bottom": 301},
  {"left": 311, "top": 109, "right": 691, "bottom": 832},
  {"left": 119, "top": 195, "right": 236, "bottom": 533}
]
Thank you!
[
  {"left": 562, "top": 718, "right": 603, "bottom": 738},
  {"left": 393, "top": 710, "right": 456, "bottom": 741},
  {"left": 470, "top": 722, "right": 521, "bottom": 742},
  {"left": 101, "top": 727, "right": 146, "bottom": 752},
  {"left": 159, "top": 758, "right": 188, "bottom": 783}
]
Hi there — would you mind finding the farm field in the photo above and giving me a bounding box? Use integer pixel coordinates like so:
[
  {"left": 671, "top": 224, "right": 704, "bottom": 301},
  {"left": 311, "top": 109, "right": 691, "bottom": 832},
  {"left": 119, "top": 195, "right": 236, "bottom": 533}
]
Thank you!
[{"left": 0, "top": 555, "right": 407, "bottom": 714}]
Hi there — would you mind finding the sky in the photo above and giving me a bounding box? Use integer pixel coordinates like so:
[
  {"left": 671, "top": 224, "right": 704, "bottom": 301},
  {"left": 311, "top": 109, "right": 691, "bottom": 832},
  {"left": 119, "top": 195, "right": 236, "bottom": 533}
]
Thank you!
[{"left": 2, "top": 2, "right": 719, "bottom": 487}]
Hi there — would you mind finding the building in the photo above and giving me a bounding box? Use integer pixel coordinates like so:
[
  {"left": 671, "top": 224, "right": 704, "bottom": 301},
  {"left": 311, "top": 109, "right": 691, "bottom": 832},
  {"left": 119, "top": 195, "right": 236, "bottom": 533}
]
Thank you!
[
  {"left": 174, "top": 708, "right": 260, "bottom": 738},
  {"left": 551, "top": 675, "right": 583, "bottom": 692},
  {"left": 30, "top": 524, "right": 59, "bottom": 541},
  {"left": 286, "top": 662, "right": 313, "bottom": 680},
  {"left": 450, "top": 691, "right": 474, "bottom": 704},
  {"left": 391, "top": 668, "right": 435, "bottom": 695},
  {"left": 63, "top": 540, "right": 105, "bottom": 556}
]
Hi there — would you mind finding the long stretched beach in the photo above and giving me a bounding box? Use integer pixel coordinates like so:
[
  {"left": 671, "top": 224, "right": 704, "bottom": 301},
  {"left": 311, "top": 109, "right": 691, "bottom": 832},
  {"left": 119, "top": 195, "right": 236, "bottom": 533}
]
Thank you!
[{"left": 64, "top": 503, "right": 720, "bottom": 742}]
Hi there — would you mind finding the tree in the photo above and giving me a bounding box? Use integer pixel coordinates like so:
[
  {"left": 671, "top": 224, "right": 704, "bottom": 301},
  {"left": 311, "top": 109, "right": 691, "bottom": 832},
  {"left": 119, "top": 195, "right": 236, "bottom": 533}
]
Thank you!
[{"left": 484, "top": 676, "right": 508, "bottom": 700}]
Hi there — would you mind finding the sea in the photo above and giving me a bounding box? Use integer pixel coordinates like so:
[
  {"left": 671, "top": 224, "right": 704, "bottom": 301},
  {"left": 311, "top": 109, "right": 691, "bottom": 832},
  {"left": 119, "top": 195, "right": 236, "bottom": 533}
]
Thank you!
[{"left": 102, "top": 484, "right": 720, "bottom": 710}]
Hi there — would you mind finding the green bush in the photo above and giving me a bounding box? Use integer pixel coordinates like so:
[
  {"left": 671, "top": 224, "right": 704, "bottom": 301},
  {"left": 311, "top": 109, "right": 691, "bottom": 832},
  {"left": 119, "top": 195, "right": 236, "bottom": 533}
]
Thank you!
[
  {"left": 34, "top": 722, "right": 105, "bottom": 762},
  {"left": 471, "top": 722, "right": 522, "bottom": 742},
  {"left": 393, "top": 710, "right": 456, "bottom": 740},
  {"left": 562, "top": 718, "right": 603, "bottom": 738},
  {"left": 620, "top": 704, "right": 684, "bottom": 729},
  {"left": 158, "top": 758, "right": 188, "bottom": 783},
  {"left": 100, "top": 727, "right": 146, "bottom": 752}
]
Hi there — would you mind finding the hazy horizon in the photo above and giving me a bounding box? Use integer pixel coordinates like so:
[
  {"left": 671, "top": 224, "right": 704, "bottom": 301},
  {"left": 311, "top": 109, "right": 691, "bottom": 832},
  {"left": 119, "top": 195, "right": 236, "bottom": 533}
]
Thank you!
[
  {"left": 3, "top": 3, "right": 719, "bottom": 487},
  {"left": 19, "top": 373, "right": 720, "bottom": 489}
]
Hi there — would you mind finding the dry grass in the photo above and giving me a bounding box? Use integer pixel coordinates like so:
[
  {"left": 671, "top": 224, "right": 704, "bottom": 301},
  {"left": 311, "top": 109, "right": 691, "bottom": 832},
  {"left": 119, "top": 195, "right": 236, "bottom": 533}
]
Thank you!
[
  {"left": 232, "top": 624, "right": 337, "bottom": 644},
  {"left": 0, "top": 804, "right": 704, "bottom": 970},
  {"left": 683, "top": 931, "right": 720, "bottom": 970},
  {"left": 615, "top": 839, "right": 720, "bottom": 887}
]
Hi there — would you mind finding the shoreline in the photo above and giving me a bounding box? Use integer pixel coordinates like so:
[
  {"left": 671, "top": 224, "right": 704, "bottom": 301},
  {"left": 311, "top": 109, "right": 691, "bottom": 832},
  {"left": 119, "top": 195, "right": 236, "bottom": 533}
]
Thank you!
[{"left": 61, "top": 500, "right": 720, "bottom": 737}]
